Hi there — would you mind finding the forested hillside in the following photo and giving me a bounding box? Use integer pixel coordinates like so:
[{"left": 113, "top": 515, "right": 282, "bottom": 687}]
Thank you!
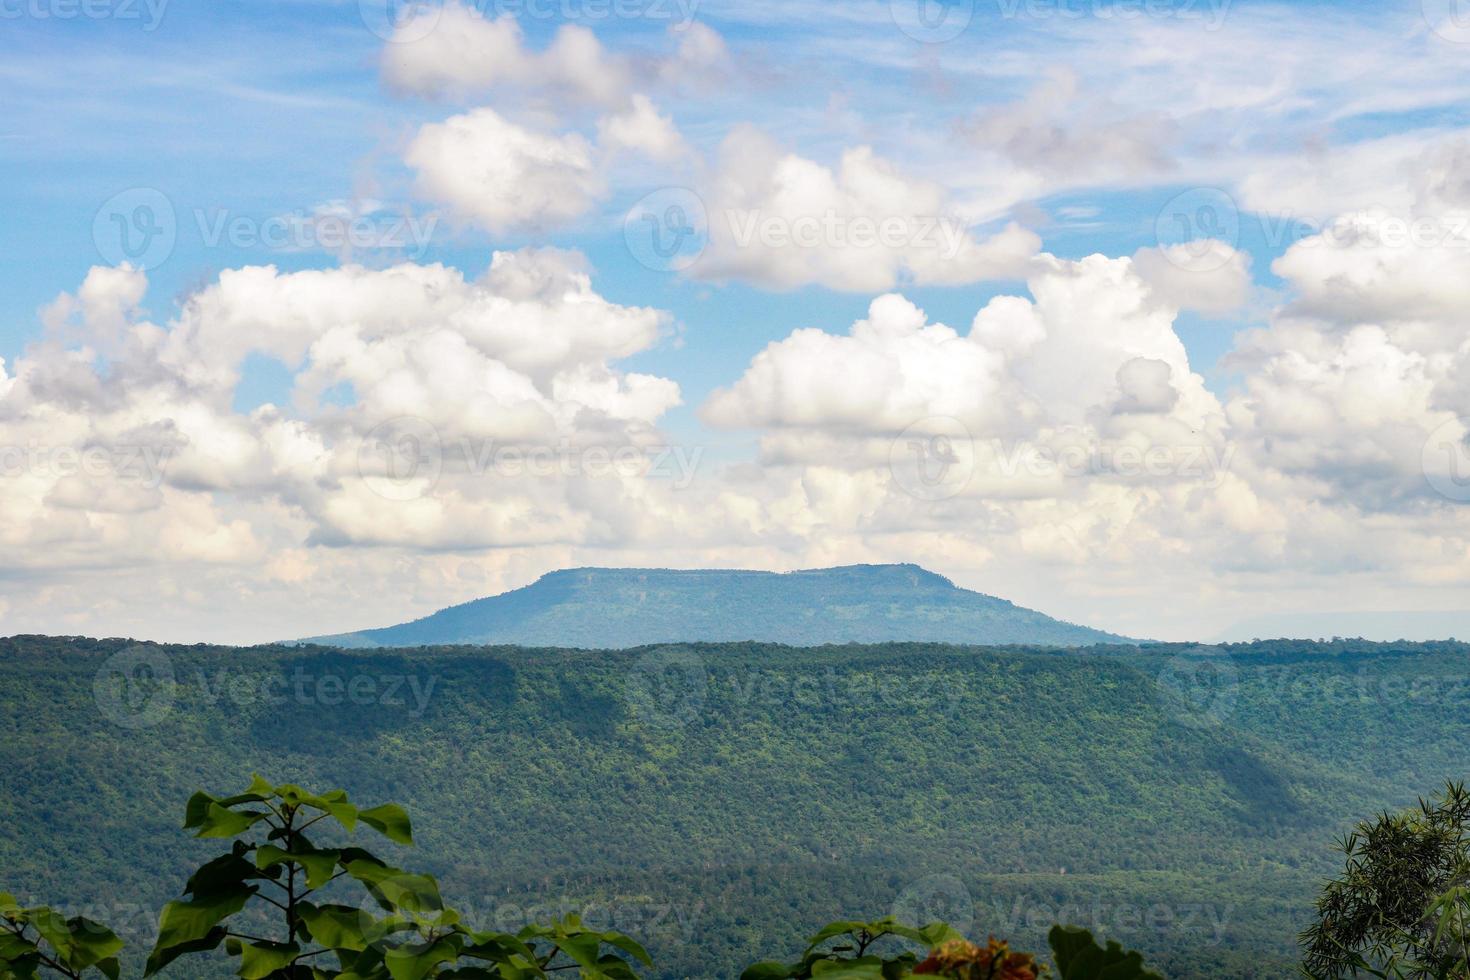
[{"left": 3, "top": 635, "right": 1467, "bottom": 977}]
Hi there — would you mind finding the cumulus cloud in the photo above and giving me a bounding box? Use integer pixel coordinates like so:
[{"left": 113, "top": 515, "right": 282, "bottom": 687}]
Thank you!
[
  {"left": 1131, "top": 241, "right": 1252, "bottom": 315},
  {"left": 406, "top": 109, "right": 605, "bottom": 233},
  {"left": 382, "top": 2, "right": 631, "bottom": 107},
  {"left": 704, "top": 253, "right": 1226, "bottom": 487},
  {"left": 689, "top": 127, "right": 1041, "bottom": 291},
  {"left": 0, "top": 252, "right": 682, "bottom": 589},
  {"left": 598, "top": 94, "right": 686, "bottom": 161}
]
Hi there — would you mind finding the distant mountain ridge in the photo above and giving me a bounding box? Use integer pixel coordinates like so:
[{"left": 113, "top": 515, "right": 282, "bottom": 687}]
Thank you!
[{"left": 302, "top": 563, "right": 1132, "bottom": 648}]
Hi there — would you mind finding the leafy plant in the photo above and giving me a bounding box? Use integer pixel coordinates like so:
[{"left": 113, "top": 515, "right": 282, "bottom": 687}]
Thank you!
[
  {"left": 1047, "top": 926, "right": 1162, "bottom": 980},
  {"left": 740, "top": 918, "right": 1160, "bottom": 979},
  {"left": 1301, "top": 781, "right": 1470, "bottom": 978},
  {"left": 0, "top": 894, "right": 123, "bottom": 978},
  {"left": 145, "top": 775, "right": 651, "bottom": 979}
]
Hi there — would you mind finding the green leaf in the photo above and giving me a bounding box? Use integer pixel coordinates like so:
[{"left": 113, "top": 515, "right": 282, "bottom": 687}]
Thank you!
[
  {"left": 741, "top": 960, "right": 798, "bottom": 980},
  {"left": 360, "top": 804, "right": 414, "bottom": 845},
  {"left": 383, "top": 938, "right": 459, "bottom": 980},
  {"left": 194, "top": 802, "right": 271, "bottom": 839},
  {"left": 1048, "top": 925, "right": 1163, "bottom": 980},
  {"left": 235, "top": 939, "right": 301, "bottom": 979},
  {"left": 185, "top": 849, "right": 266, "bottom": 898},
  {"left": 299, "top": 903, "right": 375, "bottom": 953},
  {"left": 344, "top": 861, "right": 442, "bottom": 915},
  {"left": 151, "top": 885, "right": 255, "bottom": 959},
  {"left": 596, "top": 930, "right": 653, "bottom": 967},
  {"left": 255, "top": 843, "right": 342, "bottom": 890},
  {"left": 145, "top": 927, "right": 227, "bottom": 977}
]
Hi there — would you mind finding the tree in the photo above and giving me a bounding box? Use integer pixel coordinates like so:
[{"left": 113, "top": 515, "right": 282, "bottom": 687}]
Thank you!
[
  {"left": 144, "top": 774, "right": 651, "bottom": 979},
  {"left": 1301, "top": 781, "right": 1470, "bottom": 978}
]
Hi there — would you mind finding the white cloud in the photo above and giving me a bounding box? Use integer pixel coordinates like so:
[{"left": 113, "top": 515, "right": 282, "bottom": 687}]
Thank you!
[
  {"left": 1131, "top": 241, "right": 1252, "bottom": 315},
  {"left": 689, "top": 127, "right": 1040, "bottom": 291},
  {"left": 0, "top": 253, "right": 682, "bottom": 607},
  {"left": 382, "top": 1, "right": 630, "bottom": 107},
  {"left": 406, "top": 108, "right": 605, "bottom": 233},
  {"left": 598, "top": 94, "right": 686, "bottom": 161}
]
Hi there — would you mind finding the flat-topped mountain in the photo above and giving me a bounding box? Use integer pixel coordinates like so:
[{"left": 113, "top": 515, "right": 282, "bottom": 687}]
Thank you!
[{"left": 303, "top": 563, "right": 1131, "bottom": 648}]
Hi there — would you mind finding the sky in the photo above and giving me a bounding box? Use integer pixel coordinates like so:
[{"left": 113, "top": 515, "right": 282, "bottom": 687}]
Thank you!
[{"left": 3, "top": 0, "right": 1470, "bottom": 643}]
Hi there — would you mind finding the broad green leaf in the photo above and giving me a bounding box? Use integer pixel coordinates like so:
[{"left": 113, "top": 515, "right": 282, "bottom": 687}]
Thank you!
[
  {"left": 152, "top": 885, "right": 255, "bottom": 953},
  {"left": 255, "top": 843, "right": 341, "bottom": 890},
  {"left": 194, "top": 802, "right": 270, "bottom": 839},
  {"left": 299, "top": 904, "right": 374, "bottom": 952},
  {"left": 1048, "top": 925, "right": 1163, "bottom": 980},
  {"left": 344, "top": 861, "right": 442, "bottom": 915},
  {"left": 144, "top": 926, "right": 227, "bottom": 977},
  {"left": 384, "top": 938, "right": 459, "bottom": 980},
  {"left": 596, "top": 930, "right": 653, "bottom": 967},
  {"left": 235, "top": 939, "right": 301, "bottom": 979},
  {"left": 185, "top": 850, "right": 265, "bottom": 898},
  {"left": 360, "top": 804, "right": 414, "bottom": 845}
]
